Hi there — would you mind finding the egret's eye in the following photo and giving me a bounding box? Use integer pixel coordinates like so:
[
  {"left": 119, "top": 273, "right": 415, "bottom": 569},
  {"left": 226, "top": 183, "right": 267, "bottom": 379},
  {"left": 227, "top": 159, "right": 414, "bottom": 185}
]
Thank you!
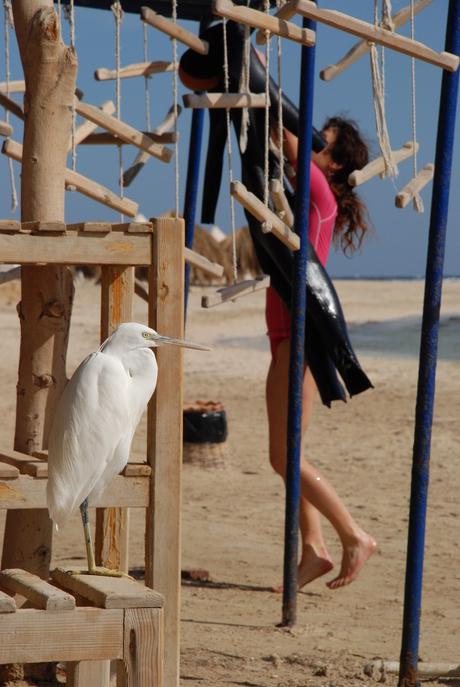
[{"left": 142, "top": 332, "right": 150, "bottom": 339}]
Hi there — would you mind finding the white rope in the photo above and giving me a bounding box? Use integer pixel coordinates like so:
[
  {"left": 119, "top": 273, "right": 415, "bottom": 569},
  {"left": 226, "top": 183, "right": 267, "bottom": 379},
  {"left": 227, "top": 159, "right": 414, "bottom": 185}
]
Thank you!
[
  {"left": 410, "top": 0, "right": 423, "bottom": 212},
  {"left": 143, "top": 21, "right": 150, "bottom": 132},
  {"left": 238, "top": 0, "right": 251, "bottom": 154},
  {"left": 222, "top": 18, "right": 238, "bottom": 284},
  {"left": 3, "top": 0, "right": 17, "bottom": 212},
  {"left": 111, "top": 2, "right": 124, "bottom": 222},
  {"left": 172, "top": 0, "right": 179, "bottom": 219},
  {"left": 263, "top": 0, "right": 270, "bottom": 206},
  {"left": 369, "top": 0, "right": 397, "bottom": 179},
  {"left": 276, "top": 0, "right": 283, "bottom": 182}
]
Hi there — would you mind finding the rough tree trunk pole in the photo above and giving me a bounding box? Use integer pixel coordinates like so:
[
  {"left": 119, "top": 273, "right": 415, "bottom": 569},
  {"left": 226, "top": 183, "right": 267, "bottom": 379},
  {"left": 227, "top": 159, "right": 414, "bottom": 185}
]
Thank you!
[{"left": 1, "top": 1, "right": 77, "bottom": 580}]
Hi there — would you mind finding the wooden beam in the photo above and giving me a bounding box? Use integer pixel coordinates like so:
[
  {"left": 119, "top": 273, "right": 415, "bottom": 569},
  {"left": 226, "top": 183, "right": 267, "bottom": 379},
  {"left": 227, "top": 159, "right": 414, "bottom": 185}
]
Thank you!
[
  {"left": 0, "top": 91, "right": 24, "bottom": 121},
  {"left": 2, "top": 138, "right": 139, "bottom": 217},
  {"left": 80, "top": 131, "right": 177, "bottom": 146},
  {"left": 123, "top": 104, "right": 181, "bottom": 187},
  {"left": 146, "top": 217, "right": 184, "bottom": 687},
  {"left": 183, "top": 93, "right": 267, "bottom": 109},
  {"left": 141, "top": 6, "right": 209, "bottom": 55},
  {"left": 95, "top": 60, "right": 174, "bottom": 81},
  {"left": 0, "top": 569, "right": 76, "bottom": 610},
  {"left": 184, "top": 246, "right": 224, "bottom": 279},
  {"left": 0, "top": 590, "right": 16, "bottom": 613},
  {"left": 293, "top": 0, "right": 459, "bottom": 71},
  {"left": 255, "top": 1, "right": 297, "bottom": 44},
  {"left": 269, "top": 178, "right": 294, "bottom": 227},
  {"left": 348, "top": 141, "right": 418, "bottom": 186},
  {"left": 71, "top": 100, "right": 116, "bottom": 150},
  {"left": 0, "top": 608, "right": 124, "bottom": 663},
  {"left": 202, "top": 274, "right": 270, "bottom": 308},
  {"left": 320, "top": 0, "right": 435, "bottom": 81},
  {"left": 0, "top": 120, "right": 13, "bottom": 137},
  {"left": 213, "top": 0, "right": 315, "bottom": 46},
  {"left": 231, "top": 180, "right": 300, "bottom": 250},
  {"left": 75, "top": 101, "right": 172, "bottom": 163},
  {"left": 0, "top": 474, "right": 150, "bottom": 509},
  {"left": 0, "top": 79, "right": 25, "bottom": 93},
  {"left": 395, "top": 163, "right": 434, "bottom": 208}
]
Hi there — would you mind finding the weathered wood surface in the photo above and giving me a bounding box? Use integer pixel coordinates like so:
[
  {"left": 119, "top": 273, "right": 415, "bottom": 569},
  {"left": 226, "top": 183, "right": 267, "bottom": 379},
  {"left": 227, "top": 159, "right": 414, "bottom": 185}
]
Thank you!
[
  {"left": 141, "top": 7, "right": 209, "bottom": 54},
  {"left": 95, "top": 60, "right": 174, "bottom": 81},
  {"left": 122, "top": 608, "right": 164, "bottom": 687},
  {"left": 71, "top": 100, "right": 115, "bottom": 150},
  {"left": 0, "top": 569, "right": 75, "bottom": 610}
]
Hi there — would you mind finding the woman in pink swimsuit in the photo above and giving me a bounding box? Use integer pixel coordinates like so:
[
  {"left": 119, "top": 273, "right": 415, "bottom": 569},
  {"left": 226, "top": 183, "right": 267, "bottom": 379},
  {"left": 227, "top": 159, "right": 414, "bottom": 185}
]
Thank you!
[{"left": 267, "top": 118, "right": 377, "bottom": 591}]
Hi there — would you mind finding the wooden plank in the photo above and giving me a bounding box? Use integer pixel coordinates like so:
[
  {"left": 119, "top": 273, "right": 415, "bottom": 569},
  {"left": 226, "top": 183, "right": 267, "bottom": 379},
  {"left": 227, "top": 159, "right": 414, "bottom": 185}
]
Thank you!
[
  {"left": 0, "top": 120, "right": 13, "bottom": 137},
  {"left": 141, "top": 7, "right": 209, "bottom": 55},
  {"left": 52, "top": 569, "right": 164, "bottom": 609},
  {"left": 121, "top": 463, "right": 151, "bottom": 477},
  {"left": 184, "top": 246, "right": 224, "bottom": 279},
  {"left": 213, "top": 0, "right": 315, "bottom": 46},
  {"left": 75, "top": 102, "right": 172, "bottom": 163},
  {"left": 0, "top": 569, "right": 75, "bottom": 610},
  {"left": 0, "top": 589, "right": 16, "bottom": 613},
  {"left": 0, "top": 91, "right": 24, "bottom": 120},
  {"left": 95, "top": 60, "right": 174, "bottom": 81},
  {"left": 0, "top": 232, "right": 151, "bottom": 266},
  {"left": 67, "top": 660, "right": 111, "bottom": 687},
  {"left": 0, "top": 607, "right": 124, "bottom": 663},
  {"left": 0, "top": 266, "right": 20, "bottom": 285},
  {"left": 0, "top": 474, "right": 150, "bottom": 509},
  {"left": 67, "top": 222, "right": 112, "bottom": 233},
  {"left": 146, "top": 217, "right": 184, "bottom": 687},
  {"left": 255, "top": 1, "right": 297, "bottom": 44},
  {"left": 80, "top": 131, "right": 177, "bottom": 145},
  {"left": 0, "top": 463, "right": 19, "bottom": 478},
  {"left": 0, "top": 79, "right": 25, "bottom": 93},
  {"left": 112, "top": 222, "right": 153, "bottom": 233},
  {"left": 231, "top": 180, "right": 300, "bottom": 250},
  {"left": 183, "top": 93, "right": 267, "bottom": 109},
  {"left": 71, "top": 100, "right": 116, "bottom": 150},
  {"left": 320, "top": 0, "right": 435, "bottom": 81},
  {"left": 21, "top": 221, "right": 66, "bottom": 233},
  {"left": 293, "top": 0, "right": 459, "bottom": 71},
  {"left": 0, "top": 219, "right": 20, "bottom": 233},
  {"left": 0, "top": 449, "right": 47, "bottom": 477},
  {"left": 202, "top": 274, "right": 270, "bottom": 308},
  {"left": 348, "top": 141, "right": 418, "bottom": 186},
  {"left": 123, "top": 608, "right": 164, "bottom": 687},
  {"left": 269, "top": 178, "right": 294, "bottom": 227},
  {"left": 2, "top": 138, "right": 139, "bottom": 217},
  {"left": 395, "top": 163, "right": 434, "bottom": 208}
]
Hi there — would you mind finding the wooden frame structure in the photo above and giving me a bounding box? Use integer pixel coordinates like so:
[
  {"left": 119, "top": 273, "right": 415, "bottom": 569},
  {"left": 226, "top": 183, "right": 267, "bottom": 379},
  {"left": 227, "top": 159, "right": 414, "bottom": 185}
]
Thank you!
[{"left": 0, "top": 217, "right": 186, "bottom": 687}]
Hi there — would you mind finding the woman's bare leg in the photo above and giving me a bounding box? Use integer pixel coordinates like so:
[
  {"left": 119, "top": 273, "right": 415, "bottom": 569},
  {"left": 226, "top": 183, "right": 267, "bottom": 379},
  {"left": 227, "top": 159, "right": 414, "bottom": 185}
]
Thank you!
[{"left": 266, "top": 337, "right": 376, "bottom": 589}]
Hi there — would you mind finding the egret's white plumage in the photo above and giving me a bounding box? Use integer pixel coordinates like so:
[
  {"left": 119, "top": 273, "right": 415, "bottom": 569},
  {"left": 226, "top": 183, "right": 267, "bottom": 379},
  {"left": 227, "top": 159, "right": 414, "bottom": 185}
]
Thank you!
[{"left": 47, "top": 322, "right": 210, "bottom": 533}]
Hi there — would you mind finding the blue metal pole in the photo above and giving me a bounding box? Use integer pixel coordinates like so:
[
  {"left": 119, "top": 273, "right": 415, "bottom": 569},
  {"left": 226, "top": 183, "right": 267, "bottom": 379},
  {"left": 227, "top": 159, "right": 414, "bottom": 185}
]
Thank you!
[
  {"left": 183, "top": 104, "right": 205, "bottom": 323},
  {"left": 398, "top": 3, "right": 460, "bottom": 685},
  {"left": 282, "top": 14, "right": 316, "bottom": 626}
]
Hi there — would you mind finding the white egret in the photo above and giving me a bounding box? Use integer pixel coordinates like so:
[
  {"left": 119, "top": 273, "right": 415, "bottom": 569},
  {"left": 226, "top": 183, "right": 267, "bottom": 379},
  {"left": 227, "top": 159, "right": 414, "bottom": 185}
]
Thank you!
[{"left": 47, "top": 322, "right": 211, "bottom": 576}]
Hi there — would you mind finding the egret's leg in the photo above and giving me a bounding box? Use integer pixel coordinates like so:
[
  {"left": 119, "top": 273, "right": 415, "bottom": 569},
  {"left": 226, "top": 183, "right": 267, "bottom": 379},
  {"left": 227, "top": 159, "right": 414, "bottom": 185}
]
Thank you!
[{"left": 74, "top": 499, "right": 133, "bottom": 579}]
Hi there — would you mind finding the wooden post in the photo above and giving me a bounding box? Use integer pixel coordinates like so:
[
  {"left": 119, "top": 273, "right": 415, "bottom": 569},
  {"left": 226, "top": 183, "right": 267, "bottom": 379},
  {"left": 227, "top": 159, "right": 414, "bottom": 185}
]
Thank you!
[
  {"left": 96, "top": 265, "right": 134, "bottom": 575},
  {"left": 146, "top": 217, "right": 184, "bottom": 687},
  {"left": 1, "top": 1, "right": 77, "bottom": 582}
]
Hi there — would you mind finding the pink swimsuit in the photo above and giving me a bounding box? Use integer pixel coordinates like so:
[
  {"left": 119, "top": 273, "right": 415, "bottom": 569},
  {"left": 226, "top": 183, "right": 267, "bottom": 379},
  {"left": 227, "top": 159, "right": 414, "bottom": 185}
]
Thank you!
[{"left": 266, "top": 160, "right": 337, "bottom": 362}]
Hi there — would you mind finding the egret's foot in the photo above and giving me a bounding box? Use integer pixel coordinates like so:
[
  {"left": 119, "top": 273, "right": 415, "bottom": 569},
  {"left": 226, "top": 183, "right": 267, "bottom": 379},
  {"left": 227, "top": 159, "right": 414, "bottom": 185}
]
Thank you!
[
  {"left": 272, "top": 545, "right": 334, "bottom": 593},
  {"left": 71, "top": 567, "right": 135, "bottom": 580},
  {"left": 326, "top": 533, "right": 377, "bottom": 590}
]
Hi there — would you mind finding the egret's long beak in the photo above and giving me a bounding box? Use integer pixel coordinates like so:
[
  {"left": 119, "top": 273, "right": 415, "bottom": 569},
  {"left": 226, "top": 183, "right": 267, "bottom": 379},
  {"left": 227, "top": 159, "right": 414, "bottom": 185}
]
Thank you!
[{"left": 154, "top": 335, "right": 211, "bottom": 351}]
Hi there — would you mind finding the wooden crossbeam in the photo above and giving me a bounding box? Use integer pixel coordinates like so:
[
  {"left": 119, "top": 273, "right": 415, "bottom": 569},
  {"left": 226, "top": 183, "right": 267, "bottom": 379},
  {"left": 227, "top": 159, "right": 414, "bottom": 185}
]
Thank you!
[
  {"left": 0, "top": 91, "right": 24, "bottom": 121},
  {"left": 0, "top": 79, "right": 25, "bottom": 93},
  {"left": 141, "top": 6, "right": 209, "bottom": 55},
  {"left": 75, "top": 101, "right": 172, "bottom": 163},
  {"left": 293, "top": 0, "right": 459, "bottom": 71},
  {"left": 79, "top": 131, "right": 177, "bottom": 146},
  {"left": 348, "top": 141, "right": 419, "bottom": 186},
  {"left": 184, "top": 246, "right": 224, "bottom": 279},
  {"left": 202, "top": 274, "right": 270, "bottom": 308},
  {"left": 320, "top": 0, "right": 435, "bottom": 81},
  {"left": 124, "top": 104, "right": 182, "bottom": 187},
  {"left": 255, "top": 1, "right": 297, "bottom": 44},
  {"left": 71, "top": 99, "right": 116, "bottom": 150},
  {"left": 213, "top": 0, "right": 315, "bottom": 47},
  {"left": 231, "top": 180, "right": 300, "bottom": 250},
  {"left": 269, "top": 178, "right": 294, "bottom": 227},
  {"left": 95, "top": 60, "right": 174, "bottom": 81},
  {"left": 0, "top": 569, "right": 76, "bottom": 610},
  {"left": 3, "top": 138, "right": 139, "bottom": 217},
  {"left": 0, "top": 121, "right": 13, "bottom": 137},
  {"left": 395, "top": 163, "right": 434, "bottom": 208},
  {"left": 183, "top": 93, "right": 267, "bottom": 109}
]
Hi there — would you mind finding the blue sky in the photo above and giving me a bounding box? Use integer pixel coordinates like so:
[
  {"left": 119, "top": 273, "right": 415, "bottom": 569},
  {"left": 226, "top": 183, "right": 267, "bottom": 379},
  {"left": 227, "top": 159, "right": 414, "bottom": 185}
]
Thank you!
[{"left": 0, "top": 0, "right": 458, "bottom": 277}]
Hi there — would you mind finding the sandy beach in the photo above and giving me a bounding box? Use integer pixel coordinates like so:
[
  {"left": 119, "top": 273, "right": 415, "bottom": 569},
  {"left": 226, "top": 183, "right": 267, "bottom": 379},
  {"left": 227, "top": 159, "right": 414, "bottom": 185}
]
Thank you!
[{"left": 1, "top": 276, "right": 460, "bottom": 686}]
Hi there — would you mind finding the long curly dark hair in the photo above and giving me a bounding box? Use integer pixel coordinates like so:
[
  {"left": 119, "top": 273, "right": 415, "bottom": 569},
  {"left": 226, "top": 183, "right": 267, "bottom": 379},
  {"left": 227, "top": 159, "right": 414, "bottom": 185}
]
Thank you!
[{"left": 323, "top": 116, "right": 373, "bottom": 256}]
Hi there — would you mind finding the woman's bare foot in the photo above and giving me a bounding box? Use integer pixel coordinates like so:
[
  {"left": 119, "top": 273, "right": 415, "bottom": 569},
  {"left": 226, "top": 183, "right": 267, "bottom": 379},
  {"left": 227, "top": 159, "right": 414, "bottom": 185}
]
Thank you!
[
  {"left": 326, "top": 533, "right": 377, "bottom": 590},
  {"left": 273, "top": 545, "right": 334, "bottom": 593}
]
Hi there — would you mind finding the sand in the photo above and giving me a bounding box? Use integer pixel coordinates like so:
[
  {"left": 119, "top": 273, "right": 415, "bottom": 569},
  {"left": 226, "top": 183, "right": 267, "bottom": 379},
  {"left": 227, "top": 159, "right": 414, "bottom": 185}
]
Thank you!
[{"left": 1, "top": 276, "right": 460, "bottom": 687}]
